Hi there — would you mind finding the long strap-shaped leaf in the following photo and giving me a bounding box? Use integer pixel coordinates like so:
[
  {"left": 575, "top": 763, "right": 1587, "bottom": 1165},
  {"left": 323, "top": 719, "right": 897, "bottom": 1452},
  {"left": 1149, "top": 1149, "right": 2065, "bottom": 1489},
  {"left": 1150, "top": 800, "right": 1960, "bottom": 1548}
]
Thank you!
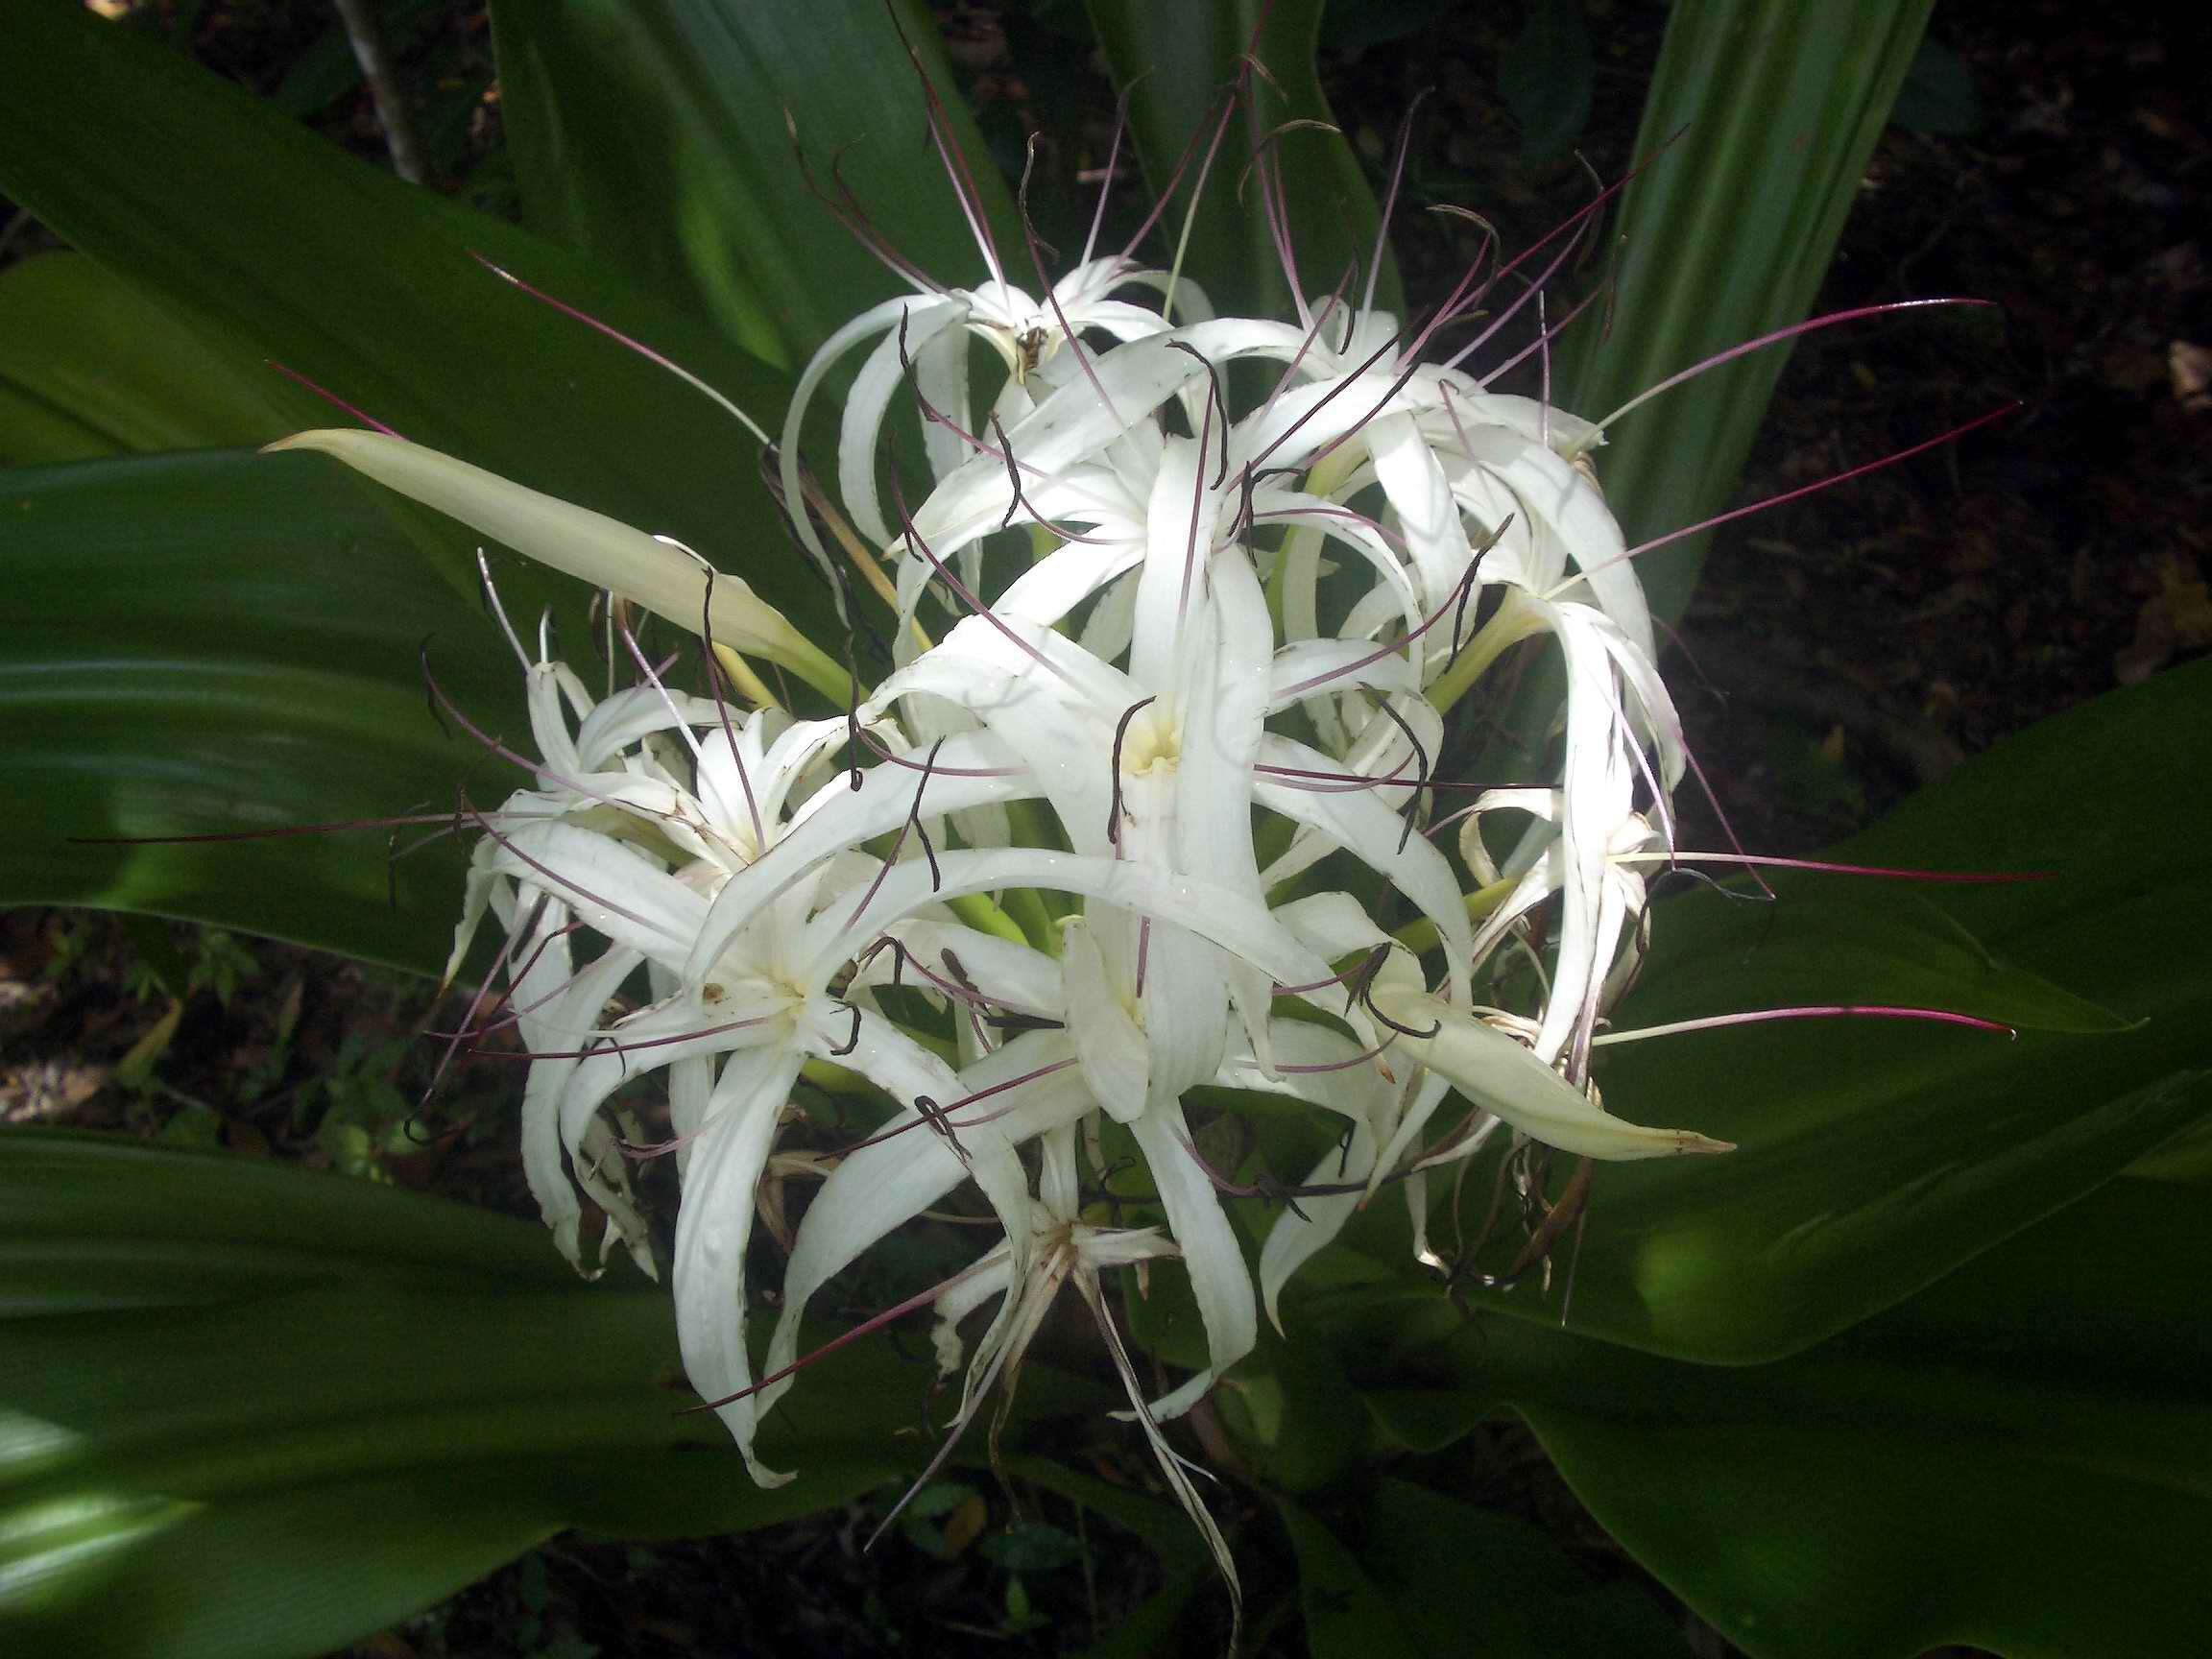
[
  {"left": 1557, "top": 0, "right": 1937, "bottom": 624},
  {"left": 0, "top": 451, "right": 525, "bottom": 972},
  {"left": 1086, "top": 0, "right": 1399, "bottom": 322},
  {"left": 0, "top": 1132, "right": 905, "bottom": 1659},
  {"left": 0, "top": 0, "right": 834, "bottom": 644},
  {"left": 490, "top": 0, "right": 1021, "bottom": 370}
]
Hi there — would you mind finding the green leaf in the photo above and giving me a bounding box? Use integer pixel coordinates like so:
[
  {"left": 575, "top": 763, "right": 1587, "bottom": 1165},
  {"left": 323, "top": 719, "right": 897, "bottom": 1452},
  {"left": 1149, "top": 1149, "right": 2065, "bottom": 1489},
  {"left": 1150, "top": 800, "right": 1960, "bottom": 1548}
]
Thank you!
[
  {"left": 1557, "top": 0, "right": 1938, "bottom": 624},
  {"left": 1498, "top": 0, "right": 1594, "bottom": 163},
  {"left": 1888, "top": 37, "right": 1983, "bottom": 137},
  {"left": 0, "top": 1129, "right": 573, "bottom": 1313},
  {"left": 0, "top": 252, "right": 282, "bottom": 466},
  {"left": 1445, "top": 1177, "right": 2212, "bottom": 1659},
  {"left": 490, "top": 0, "right": 1020, "bottom": 370},
  {"left": 1278, "top": 1481, "right": 1684, "bottom": 1658},
  {"left": 1461, "top": 661, "right": 2212, "bottom": 1362},
  {"left": 0, "top": 0, "right": 837, "bottom": 648},
  {"left": 0, "top": 1131, "right": 917, "bottom": 1659},
  {"left": 1085, "top": 0, "right": 1399, "bottom": 322},
  {"left": 0, "top": 449, "right": 528, "bottom": 974}
]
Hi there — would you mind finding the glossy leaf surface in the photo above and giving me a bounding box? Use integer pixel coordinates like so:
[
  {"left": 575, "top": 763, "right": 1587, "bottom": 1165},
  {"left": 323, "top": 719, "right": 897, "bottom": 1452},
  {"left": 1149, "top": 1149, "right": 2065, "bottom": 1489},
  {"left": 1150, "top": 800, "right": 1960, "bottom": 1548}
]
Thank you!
[
  {"left": 1, "top": 450, "right": 524, "bottom": 974},
  {"left": 1457, "top": 660, "right": 2212, "bottom": 1362},
  {"left": 1557, "top": 0, "right": 1938, "bottom": 624},
  {"left": 0, "top": 1132, "right": 909, "bottom": 1659},
  {"left": 491, "top": 0, "right": 1018, "bottom": 369},
  {"left": 1290, "top": 662, "right": 2212, "bottom": 1367},
  {"left": 0, "top": 0, "right": 834, "bottom": 648},
  {"left": 1085, "top": 0, "right": 1398, "bottom": 322},
  {"left": 0, "top": 252, "right": 281, "bottom": 467},
  {"left": 1453, "top": 1178, "right": 2212, "bottom": 1659},
  {"left": 1280, "top": 1480, "right": 1687, "bottom": 1658}
]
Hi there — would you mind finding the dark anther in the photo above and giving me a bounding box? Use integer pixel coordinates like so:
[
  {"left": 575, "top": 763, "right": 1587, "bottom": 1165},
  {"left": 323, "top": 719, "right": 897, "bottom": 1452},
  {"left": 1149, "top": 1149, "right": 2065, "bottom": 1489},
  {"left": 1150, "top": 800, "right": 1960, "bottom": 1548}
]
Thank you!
[
  {"left": 1369, "top": 697, "right": 1431, "bottom": 855},
  {"left": 401, "top": 1109, "right": 454, "bottom": 1148},
  {"left": 1228, "top": 461, "right": 1303, "bottom": 544},
  {"left": 907, "top": 738, "right": 947, "bottom": 891},
  {"left": 1106, "top": 695, "right": 1159, "bottom": 846},
  {"left": 845, "top": 625, "right": 866, "bottom": 789},
  {"left": 1366, "top": 997, "right": 1441, "bottom": 1043},
  {"left": 912, "top": 1094, "right": 972, "bottom": 1167},
  {"left": 1171, "top": 1128, "right": 1316, "bottom": 1222},
  {"left": 1251, "top": 1172, "right": 1313, "bottom": 1224},
  {"left": 1333, "top": 1118, "right": 1358, "bottom": 1179},
  {"left": 992, "top": 413, "right": 1025, "bottom": 533},
  {"left": 829, "top": 1001, "right": 863, "bottom": 1058},
  {"left": 1165, "top": 340, "right": 1232, "bottom": 490},
  {"left": 583, "top": 1031, "right": 633, "bottom": 1080},
  {"left": 1350, "top": 945, "right": 1441, "bottom": 1040},
  {"left": 1446, "top": 513, "right": 1513, "bottom": 669},
  {"left": 939, "top": 948, "right": 980, "bottom": 1000}
]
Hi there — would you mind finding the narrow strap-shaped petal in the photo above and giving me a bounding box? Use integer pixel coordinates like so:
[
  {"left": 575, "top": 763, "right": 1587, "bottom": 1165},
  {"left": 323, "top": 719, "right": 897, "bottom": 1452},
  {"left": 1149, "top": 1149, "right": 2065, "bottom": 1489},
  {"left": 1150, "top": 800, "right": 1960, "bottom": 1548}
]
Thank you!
[
  {"left": 1253, "top": 733, "right": 1476, "bottom": 1000},
  {"left": 759, "top": 1030, "right": 1094, "bottom": 1415},
  {"left": 1061, "top": 917, "right": 1149, "bottom": 1122},
  {"left": 840, "top": 296, "right": 970, "bottom": 547},
  {"left": 797, "top": 848, "right": 1332, "bottom": 996},
  {"left": 1129, "top": 1100, "right": 1257, "bottom": 1421},
  {"left": 269, "top": 430, "right": 846, "bottom": 700},
  {"left": 1371, "top": 987, "right": 1732, "bottom": 1163},
  {"left": 673, "top": 1046, "right": 807, "bottom": 1487}
]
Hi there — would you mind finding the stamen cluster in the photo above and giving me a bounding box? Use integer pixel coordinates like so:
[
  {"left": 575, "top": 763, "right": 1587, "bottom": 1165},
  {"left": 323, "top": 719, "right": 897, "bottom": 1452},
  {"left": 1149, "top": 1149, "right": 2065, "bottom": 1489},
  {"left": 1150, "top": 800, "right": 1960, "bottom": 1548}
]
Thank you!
[{"left": 275, "top": 95, "right": 1751, "bottom": 1615}]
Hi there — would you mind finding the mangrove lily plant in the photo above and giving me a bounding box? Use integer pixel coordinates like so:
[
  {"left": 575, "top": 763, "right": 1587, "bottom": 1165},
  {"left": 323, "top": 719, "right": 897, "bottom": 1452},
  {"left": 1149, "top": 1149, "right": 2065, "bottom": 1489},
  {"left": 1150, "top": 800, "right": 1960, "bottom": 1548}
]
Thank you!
[{"left": 267, "top": 73, "right": 1999, "bottom": 1622}]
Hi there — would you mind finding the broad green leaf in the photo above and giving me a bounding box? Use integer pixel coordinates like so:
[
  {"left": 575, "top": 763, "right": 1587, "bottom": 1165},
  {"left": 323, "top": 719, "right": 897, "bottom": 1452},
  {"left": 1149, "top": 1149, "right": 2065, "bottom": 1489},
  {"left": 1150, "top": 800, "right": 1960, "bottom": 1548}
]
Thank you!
[
  {"left": 1300, "top": 663, "right": 2212, "bottom": 1365},
  {"left": 1557, "top": 0, "right": 1937, "bottom": 624},
  {"left": 0, "top": 252, "right": 281, "bottom": 466},
  {"left": 1278, "top": 1481, "right": 1684, "bottom": 1659},
  {"left": 0, "top": 1129, "right": 570, "bottom": 1314},
  {"left": 1498, "top": 0, "right": 1595, "bottom": 163},
  {"left": 1442, "top": 661, "right": 2212, "bottom": 1363},
  {"left": 490, "top": 0, "right": 1020, "bottom": 370},
  {"left": 0, "top": 0, "right": 839, "bottom": 649},
  {"left": 1086, "top": 0, "right": 1399, "bottom": 322},
  {"left": 0, "top": 449, "right": 528, "bottom": 974},
  {"left": 0, "top": 1130, "right": 925, "bottom": 1659},
  {"left": 1439, "top": 1178, "right": 2212, "bottom": 1659}
]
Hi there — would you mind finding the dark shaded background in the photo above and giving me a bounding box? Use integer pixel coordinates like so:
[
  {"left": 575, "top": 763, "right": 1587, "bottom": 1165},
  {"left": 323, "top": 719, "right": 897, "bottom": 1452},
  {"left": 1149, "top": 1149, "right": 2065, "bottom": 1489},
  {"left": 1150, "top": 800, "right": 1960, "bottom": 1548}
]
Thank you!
[{"left": 3, "top": 2, "right": 2205, "bottom": 1653}]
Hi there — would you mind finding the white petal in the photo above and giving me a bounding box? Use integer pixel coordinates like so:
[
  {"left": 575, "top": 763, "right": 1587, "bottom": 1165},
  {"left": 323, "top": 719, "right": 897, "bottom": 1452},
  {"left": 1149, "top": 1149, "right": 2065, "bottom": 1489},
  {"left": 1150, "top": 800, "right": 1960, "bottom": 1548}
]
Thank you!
[
  {"left": 1129, "top": 1101, "right": 1256, "bottom": 1420},
  {"left": 685, "top": 728, "right": 1031, "bottom": 981},
  {"left": 486, "top": 821, "right": 704, "bottom": 971},
  {"left": 1061, "top": 917, "right": 1149, "bottom": 1122},
  {"left": 760, "top": 1031, "right": 1094, "bottom": 1412},
  {"left": 269, "top": 430, "right": 844, "bottom": 699},
  {"left": 798, "top": 848, "right": 1332, "bottom": 996},
  {"left": 840, "top": 297, "right": 970, "bottom": 547},
  {"left": 1253, "top": 734, "right": 1475, "bottom": 999},
  {"left": 1371, "top": 987, "right": 1732, "bottom": 1162},
  {"left": 672, "top": 1046, "right": 806, "bottom": 1486}
]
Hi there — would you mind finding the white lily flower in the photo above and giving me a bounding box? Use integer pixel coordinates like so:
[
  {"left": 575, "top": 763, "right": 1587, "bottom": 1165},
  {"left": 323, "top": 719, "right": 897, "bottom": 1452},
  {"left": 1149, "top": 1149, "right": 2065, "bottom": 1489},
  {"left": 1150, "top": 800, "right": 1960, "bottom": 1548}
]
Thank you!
[
  {"left": 1366, "top": 977, "right": 1733, "bottom": 1166},
  {"left": 267, "top": 430, "right": 850, "bottom": 703}
]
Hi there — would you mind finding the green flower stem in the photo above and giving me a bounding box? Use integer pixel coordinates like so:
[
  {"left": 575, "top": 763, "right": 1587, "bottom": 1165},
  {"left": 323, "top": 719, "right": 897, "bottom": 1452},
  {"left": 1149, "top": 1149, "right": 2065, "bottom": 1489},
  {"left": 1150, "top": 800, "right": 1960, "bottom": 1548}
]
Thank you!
[
  {"left": 1423, "top": 596, "right": 1547, "bottom": 717},
  {"left": 1393, "top": 876, "right": 1518, "bottom": 957},
  {"left": 998, "top": 799, "right": 1070, "bottom": 953},
  {"left": 947, "top": 891, "right": 1029, "bottom": 949}
]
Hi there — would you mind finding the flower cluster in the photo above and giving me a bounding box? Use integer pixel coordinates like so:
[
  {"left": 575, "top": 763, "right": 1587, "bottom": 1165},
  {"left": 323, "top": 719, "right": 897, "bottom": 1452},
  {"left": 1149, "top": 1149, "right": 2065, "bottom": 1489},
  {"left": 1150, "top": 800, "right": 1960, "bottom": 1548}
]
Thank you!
[{"left": 270, "top": 102, "right": 1743, "bottom": 1600}]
